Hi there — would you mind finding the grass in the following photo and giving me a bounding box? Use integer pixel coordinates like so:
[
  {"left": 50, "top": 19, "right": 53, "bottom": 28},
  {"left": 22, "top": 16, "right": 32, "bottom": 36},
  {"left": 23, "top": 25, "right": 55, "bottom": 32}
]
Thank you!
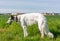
[{"left": 0, "top": 14, "right": 60, "bottom": 41}]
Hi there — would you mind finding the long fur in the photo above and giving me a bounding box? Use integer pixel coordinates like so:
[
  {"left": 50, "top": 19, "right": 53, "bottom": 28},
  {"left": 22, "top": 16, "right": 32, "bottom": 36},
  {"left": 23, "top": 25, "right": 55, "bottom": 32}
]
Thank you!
[{"left": 7, "top": 13, "right": 54, "bottom": 38}]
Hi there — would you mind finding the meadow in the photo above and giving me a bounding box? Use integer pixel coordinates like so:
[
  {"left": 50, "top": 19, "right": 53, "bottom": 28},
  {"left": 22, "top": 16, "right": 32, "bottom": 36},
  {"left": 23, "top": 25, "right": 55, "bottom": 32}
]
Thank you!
[{"left": 0, "top": 14, "right": 60, "bottom": 41}]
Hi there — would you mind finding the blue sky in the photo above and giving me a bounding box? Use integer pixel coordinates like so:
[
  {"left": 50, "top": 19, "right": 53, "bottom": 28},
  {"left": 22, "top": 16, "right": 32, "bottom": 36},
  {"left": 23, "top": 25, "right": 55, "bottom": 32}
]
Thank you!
[{"left": 0, "top": 0, "right": 60, "bottom": 13}]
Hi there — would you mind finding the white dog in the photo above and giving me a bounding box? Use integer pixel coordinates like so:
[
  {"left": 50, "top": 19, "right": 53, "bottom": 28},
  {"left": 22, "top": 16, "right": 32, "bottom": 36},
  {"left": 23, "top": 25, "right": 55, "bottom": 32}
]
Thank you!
[{"left": 7, "top": 13, "right": 54, "bottom": 38}]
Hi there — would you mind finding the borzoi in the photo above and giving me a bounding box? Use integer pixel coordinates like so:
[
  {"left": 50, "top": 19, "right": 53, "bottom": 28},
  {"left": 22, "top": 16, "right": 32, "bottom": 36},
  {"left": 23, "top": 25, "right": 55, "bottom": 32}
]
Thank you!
[{"left": 7, "top": 13, "right": 54, "bottom": 38}]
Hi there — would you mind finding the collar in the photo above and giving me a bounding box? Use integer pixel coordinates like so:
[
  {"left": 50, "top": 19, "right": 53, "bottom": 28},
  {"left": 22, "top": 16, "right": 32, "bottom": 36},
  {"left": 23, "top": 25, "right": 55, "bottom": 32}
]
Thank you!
[{"left": 16, "top": 15, "right": 18, "bottom": 22}]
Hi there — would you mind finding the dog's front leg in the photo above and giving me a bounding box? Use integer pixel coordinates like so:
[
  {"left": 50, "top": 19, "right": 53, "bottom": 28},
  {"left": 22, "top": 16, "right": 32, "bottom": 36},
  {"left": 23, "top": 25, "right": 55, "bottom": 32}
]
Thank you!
[
  {"left": 20, "top": 20, "right": 28, "bottom": 37},
  {"left": 38, "top": 19, "right": 45, "bottom": 38},
  {"left": 23, "top": 25, "right": 28, "bottom": 37}
]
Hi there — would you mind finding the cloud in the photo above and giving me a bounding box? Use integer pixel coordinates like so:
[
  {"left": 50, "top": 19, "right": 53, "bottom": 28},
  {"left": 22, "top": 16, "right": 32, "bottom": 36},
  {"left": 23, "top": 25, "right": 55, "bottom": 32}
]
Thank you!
[
  {"left": 0, "top": 8, "right": 46, "bottom": 13},
  {"left": 0, "top": 8, "right": 58, "bottom": 13},
  {"left": 0, "top": 0, "right": 60, "bottom": 8},
  {"left": 0, "top": 0, "right": 60, "bottom": 13},
  {"left": 0, "top": 9, "right": 36, "bottom": 13}
]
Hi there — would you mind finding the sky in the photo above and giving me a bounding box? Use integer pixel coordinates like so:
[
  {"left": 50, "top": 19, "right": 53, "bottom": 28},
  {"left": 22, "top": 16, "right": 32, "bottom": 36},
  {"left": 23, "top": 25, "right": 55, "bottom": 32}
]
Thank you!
[{"left": 0, "top": 0, "right": 60, "bottom": 13}]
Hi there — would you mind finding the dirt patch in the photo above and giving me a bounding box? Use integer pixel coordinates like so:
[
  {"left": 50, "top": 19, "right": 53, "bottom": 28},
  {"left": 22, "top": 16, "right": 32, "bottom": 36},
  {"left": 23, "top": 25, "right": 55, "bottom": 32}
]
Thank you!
[{"left": 0, "top": 28, "right": 5, "bottom": 32}]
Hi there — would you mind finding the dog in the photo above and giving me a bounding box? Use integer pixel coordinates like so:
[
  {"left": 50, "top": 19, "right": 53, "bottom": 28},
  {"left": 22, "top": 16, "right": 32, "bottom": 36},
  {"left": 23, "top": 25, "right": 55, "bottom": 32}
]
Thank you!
[{"left": 7, "top": 13, "right": 54, "bottom": 38}]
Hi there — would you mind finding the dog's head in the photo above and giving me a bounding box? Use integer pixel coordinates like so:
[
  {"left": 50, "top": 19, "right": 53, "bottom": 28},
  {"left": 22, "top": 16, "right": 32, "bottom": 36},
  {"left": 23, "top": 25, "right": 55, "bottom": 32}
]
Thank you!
[{"left": 7, "top": 15, "right": 18, "bottom": 25}]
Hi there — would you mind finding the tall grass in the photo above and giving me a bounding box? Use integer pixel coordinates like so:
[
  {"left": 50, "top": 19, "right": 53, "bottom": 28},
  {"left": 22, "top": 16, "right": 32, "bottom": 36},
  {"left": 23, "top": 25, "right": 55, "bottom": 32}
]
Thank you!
[{"left": 0, "top": 15, "right": 60, "bottom": 41}]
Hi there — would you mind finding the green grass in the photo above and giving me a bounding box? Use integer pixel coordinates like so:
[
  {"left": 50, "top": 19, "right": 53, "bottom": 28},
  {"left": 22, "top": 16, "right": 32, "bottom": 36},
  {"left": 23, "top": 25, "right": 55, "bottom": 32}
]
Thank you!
[{"left": 0, "top": 15, "right": 60, "bottom": 41}]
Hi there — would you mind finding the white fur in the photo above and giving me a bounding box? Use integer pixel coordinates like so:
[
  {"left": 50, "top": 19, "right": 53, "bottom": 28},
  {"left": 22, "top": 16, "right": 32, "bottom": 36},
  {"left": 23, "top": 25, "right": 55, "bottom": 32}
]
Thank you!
[{"left": 7, "top": 13, "right": 54, "bottom": 38}]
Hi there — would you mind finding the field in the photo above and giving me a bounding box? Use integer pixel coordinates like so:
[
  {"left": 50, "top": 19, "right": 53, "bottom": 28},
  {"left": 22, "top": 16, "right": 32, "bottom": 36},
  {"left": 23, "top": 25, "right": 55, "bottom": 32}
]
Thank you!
[{"left": 0, "top": 14, "right": 60, "bottom": 41}]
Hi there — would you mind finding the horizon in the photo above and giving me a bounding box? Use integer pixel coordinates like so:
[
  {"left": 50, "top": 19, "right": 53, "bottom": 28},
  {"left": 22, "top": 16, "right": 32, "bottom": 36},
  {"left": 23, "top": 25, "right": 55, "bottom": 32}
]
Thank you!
[{"left": 0, "top": 0, "right": 60, "bottom": 13}]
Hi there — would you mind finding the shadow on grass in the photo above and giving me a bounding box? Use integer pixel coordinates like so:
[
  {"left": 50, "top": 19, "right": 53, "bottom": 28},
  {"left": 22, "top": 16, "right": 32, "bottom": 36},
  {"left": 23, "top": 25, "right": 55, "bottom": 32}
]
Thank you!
[{"left": 51, "top": 26, "right": 60, "bottom": 40}]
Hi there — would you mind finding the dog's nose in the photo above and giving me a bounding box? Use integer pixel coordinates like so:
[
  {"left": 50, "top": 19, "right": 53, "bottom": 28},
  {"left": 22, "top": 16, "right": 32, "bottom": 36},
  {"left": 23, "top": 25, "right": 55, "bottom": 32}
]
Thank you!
[{"left": 7, "top": 19, "right": 12, "bottom": 25}]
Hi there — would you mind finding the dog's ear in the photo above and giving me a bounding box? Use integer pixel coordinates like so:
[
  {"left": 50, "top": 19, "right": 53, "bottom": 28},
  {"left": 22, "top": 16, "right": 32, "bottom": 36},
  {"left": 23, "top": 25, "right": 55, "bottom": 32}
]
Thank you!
[{"left": 11, "top": 15, "right": 14, "bottom": 20}]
